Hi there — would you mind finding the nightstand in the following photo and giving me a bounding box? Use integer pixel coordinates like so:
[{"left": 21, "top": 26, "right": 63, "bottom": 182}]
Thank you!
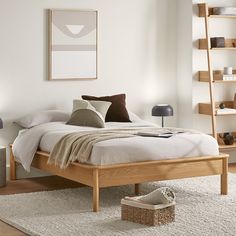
[{"left": 0, "top": 147, "right": 6, "bottom": 187}]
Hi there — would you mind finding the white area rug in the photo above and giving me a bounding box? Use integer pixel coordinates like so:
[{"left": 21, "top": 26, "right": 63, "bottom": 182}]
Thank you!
[{"left": 0, "top": 174, "right": 236, "bottom": 236}]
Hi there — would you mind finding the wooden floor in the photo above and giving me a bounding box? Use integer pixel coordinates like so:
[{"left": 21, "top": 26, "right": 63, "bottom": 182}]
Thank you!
[{"left": 1, "top": 164, "right": 236, "bottom": 236}]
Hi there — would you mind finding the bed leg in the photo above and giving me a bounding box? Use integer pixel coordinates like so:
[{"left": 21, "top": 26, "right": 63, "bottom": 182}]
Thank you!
[
  {"left": 93, "top": 169, "right": 99, "bottom": 212},
  {"left": 221, "top": 157, "right": 228, "bottom": 195},
  {"left": 10, "top": 148, "right": 16, "bottom": 181},
  {"left": 135, "top": 183, "right": 140, "bottom": 195}
]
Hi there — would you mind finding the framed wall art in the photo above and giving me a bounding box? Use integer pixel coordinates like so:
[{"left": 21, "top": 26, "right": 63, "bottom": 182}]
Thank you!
[{"left": 48, "top": 9, "right": 97, "bottom": 80}]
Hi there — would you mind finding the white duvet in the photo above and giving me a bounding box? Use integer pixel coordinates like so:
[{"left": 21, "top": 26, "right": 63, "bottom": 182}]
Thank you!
[{"left": 13, "top": 121, "right": 219, "bottom": 172}]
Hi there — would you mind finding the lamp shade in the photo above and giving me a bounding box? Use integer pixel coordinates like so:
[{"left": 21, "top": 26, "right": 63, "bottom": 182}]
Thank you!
[
  {"left": 152, "top": 104, "right": 173, "bottom": 117},
  {"left": 0, "top": 118, "right": 3, "bottom": 129}
]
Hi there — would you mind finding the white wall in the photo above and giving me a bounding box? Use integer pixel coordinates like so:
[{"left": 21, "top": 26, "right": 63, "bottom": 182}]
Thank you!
[
  {"left": 0, "top": 0, "right": 178, "bottom": 171},
  {"left": 176, "top": 0, "right": 193, "bottom": 129}
]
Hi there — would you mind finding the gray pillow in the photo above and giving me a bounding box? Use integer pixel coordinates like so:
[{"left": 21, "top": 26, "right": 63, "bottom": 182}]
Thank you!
[
  {"left": 89, "top": 100, "right": 111, "bottom": 119},
  {"left": 67, "top": 109, "right": 105, "bottom": 128},
  {"left": 15, "top": 110, "right": 70, "bottom": 128}
]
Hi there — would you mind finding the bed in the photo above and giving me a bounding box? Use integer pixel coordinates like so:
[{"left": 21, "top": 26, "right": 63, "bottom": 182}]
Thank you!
[{"left": 10, "top": 120, "right": 229, "bottom": 212}]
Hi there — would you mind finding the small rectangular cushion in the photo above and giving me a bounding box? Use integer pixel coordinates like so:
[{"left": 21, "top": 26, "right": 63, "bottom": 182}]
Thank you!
[{"left": 82, "top": 94, "right": 131, "bottom": 122}]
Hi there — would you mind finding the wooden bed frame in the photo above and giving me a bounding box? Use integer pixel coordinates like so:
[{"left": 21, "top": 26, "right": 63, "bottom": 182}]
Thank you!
[{"left": 9, "top": 147, "right": 229, "bottom": 212}]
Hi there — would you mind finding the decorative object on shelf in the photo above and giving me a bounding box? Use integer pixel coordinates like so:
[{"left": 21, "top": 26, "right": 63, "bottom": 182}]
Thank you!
[
  {"left": 222, "top": 74, "right": 236, "bottom": 81},
  {"left": 0, "top": 147, "right": 6, "bottom": 187},
  {"left": 49, "top": 9, "right": 97, "bottom": 80},
  {"left": 222, "top": 133, "right": 235, "bottom": 145},
  {"left": 198, "top": 38, "right": 236, "bottom": 50},
  {"left": 216, "top": 108, "right": 236, "bottom": 115},
  {"left": 224, "top": 67, "right": 233, "bottom": 75},
  {"left": 219, "top": 103, "right": 225, "bottom": 109},
  {"left": 0, "top": 118, "right": 2, "bottom": 129},
  {"left": 213, "top": 7, "right": 236, "bottom": 16},
  {"left": 152, "top": 104, "right": 173, "bottom": 127},
  {"left": 210, "top": 37, "right": 225, "bottom": 48}
]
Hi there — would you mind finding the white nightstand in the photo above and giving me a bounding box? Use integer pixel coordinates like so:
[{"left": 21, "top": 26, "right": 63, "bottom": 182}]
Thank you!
[{"left": 0, "top": 147, "right": 6, "bottom": 187}]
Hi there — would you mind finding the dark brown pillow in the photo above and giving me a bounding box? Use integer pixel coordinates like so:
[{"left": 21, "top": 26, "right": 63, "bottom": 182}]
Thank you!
[{"left": 82, "top": 94, "right": 131, "bottom": 122}]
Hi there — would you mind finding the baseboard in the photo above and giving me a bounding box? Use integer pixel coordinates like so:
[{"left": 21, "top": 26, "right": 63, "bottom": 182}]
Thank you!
[{"left": 6, "top": 164, "right": 10, "bottom": 180}]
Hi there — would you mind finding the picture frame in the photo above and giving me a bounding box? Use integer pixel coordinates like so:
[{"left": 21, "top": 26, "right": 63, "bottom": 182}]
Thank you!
[{"left": 48, "top": 9, "right": 98, "bottom": 80}]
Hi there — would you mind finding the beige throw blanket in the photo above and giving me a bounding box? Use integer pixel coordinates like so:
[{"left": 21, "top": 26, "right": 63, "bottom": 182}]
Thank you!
[{"left": 48, "top": 128, "right": 195, "bottom": 169}]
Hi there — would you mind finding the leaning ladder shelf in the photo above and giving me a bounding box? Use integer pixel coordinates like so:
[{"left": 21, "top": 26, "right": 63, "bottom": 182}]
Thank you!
[{"left": 197, "top": 3, "right": 236, "bottom": 150}]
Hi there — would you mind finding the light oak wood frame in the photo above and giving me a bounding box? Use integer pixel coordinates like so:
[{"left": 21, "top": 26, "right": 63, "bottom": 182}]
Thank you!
[
  {"left": 202, "top": 3, "right": 217, "bottom": 139},
  {"left": 10, "top": 148, "right": 229, "bottom": 212}
]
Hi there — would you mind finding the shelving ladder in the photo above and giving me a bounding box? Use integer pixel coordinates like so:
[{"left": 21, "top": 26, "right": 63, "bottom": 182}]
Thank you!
[
  {"left": 201, "top": 3, "right": 216, "bottom": 138},
  {"left": 198, "top": 3, "right": 236, "bottom": 150}
]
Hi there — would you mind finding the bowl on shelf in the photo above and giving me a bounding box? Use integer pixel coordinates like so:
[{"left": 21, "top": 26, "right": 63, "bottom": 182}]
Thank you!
[{"left": 219, "top": 133, "right": 235, "bottom": 145}]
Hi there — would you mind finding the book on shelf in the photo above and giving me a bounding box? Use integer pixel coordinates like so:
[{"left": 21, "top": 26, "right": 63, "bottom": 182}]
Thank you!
[
  {"left": 223, "top": 74, "right": 236, "bottom": 81},
  {"left": 216, "top": 108, "right": 236, "bottom": 115}
]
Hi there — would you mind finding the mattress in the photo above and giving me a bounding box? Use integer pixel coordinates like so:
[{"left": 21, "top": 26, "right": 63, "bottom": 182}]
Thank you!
[
  {"left": 13, "top": 121, "right": 219, "bottom": 171},
  {"left": 38, "top": 122, "right": 219, "bottom": 166}
]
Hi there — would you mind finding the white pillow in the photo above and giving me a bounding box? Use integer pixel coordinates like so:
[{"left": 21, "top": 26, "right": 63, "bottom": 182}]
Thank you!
[
  {"left": 15, "top": 110, "right": 70, "bottom": 128},
  {"left": 72, "top": 100, "right": 95, "bottom": 112},
  {"left": 89, "top": 100, "right": 111, "bottom": 119},
  {"left": 73, "top": 100, "right": 111, "bottom": 120}
]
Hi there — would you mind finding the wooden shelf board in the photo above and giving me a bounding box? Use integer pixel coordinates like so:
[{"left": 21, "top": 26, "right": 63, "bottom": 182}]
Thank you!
[
  {"left": 199, "top": 39, "right": 236, "bottom": 50},
  {"left": 198, "top": 70, "right": 236, "bottom": 82},
  {"left": 209, "top": 15, "right": 236, "bottom": 19},
  {"left": 199, "top": 101, "right": 236, "bottom": 116},
  {"left": 219, "top": 143, "right": 236, "bottom": 150},
  {"left": 198, "top": 4, "right": 236, "bottom": 19},
  {"left": 216, "top": 112, "right": 236, "bottom": 116},
  {"left": 212, "top": 47, "right": 236, "bottom": 50},
  {"left": 214, "top": 80, "right": 236, "bottom": 83}
]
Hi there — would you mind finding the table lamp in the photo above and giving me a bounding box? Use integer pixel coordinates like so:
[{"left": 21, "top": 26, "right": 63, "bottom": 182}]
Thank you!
[{"left": 152, "top": 104, "right": 173, "bottom": 127}]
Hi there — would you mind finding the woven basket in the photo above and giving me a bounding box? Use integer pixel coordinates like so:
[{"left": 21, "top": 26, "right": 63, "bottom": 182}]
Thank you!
[{"left": 121, "top": 198, "right": 175, "bottom": 226}]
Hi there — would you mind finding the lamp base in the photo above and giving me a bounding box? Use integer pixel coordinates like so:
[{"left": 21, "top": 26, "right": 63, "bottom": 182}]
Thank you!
[{"left": 162, "top": 116, "right": 164, "bottom": 128}]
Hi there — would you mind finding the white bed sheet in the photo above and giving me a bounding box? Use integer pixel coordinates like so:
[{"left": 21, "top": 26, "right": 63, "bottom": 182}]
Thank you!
[
  {"left": 38, "top": 122, "right": 219, "bottom": 166},
  {"left": 13, "top": 120, "right": 219, "bottom": 171}
]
